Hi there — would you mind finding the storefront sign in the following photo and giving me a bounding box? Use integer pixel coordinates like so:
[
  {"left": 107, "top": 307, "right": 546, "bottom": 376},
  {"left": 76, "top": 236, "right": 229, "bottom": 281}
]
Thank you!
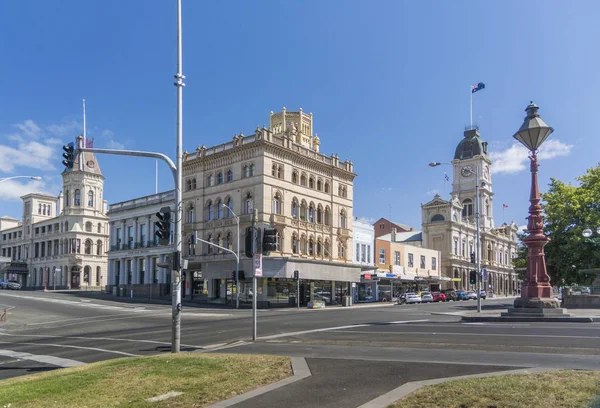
[{"left": 253, "top": 254, "right": 262, "bottom": 277}]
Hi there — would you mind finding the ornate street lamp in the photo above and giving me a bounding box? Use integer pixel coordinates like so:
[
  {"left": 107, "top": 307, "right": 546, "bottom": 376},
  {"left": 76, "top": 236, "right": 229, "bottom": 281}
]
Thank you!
[{"left": 511, "top": 102, "right": 561, "bottom": 309}]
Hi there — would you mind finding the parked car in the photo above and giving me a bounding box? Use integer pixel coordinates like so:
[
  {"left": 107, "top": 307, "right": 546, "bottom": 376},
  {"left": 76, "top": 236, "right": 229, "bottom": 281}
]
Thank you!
[
  {"left": 479, "top": 290, "right": 487, "bottom": 299},
  {"left": 455, "top": 290, "right": 469, "bottom": 301},
  {"left": 421, "top": 292, "right": 434, "bottom": 303},
  {"left": 432, "top": 292, "right": 447, "bottom": 302},
  {"left": 5, "top": 280, "right": 21, "bottom": 290},
  {"left": 442, "top": 289, "right": 457, "bottom": 301},
  {"left": 398, "top": 292, "right": 422, "bottom": 304},
  {"left": 0, "top": 280, "right": 8, "bottom": 289},
  {"left": 465, "top": 291, "right": 478, "bottom": 300}
]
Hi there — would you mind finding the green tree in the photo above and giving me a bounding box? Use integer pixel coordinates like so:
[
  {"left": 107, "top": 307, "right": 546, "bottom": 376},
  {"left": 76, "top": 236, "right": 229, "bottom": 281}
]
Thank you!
[{"left": 539, "top": 163, "right": 600, "bottom": 286}]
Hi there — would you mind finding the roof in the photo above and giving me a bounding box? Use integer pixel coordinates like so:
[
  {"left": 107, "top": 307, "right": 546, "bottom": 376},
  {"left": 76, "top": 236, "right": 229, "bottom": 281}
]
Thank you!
[
  {"left": 1, "top": 262, "right": 28, "bottom": 274},
  {"left": 454, "top": 128, "right": 488, "bottom": 160},
  {"left": 378, "top": 230, "right": 423, "bottom": 243},
  {"left": 421, "top": 194, "right": 450, "bottom": 208},
  {"left": 373, "top": 218, "right": 412, "bottom": 231}
]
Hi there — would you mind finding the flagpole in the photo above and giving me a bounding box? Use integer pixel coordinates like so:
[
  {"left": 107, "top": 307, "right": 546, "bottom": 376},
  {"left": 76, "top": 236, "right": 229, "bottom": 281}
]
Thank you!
[
  {"left": 469, "top": 86, "right": 473, "bottom": 128},
  {"left": 155, "top": 160, "right": 158, "bottom": 194}
]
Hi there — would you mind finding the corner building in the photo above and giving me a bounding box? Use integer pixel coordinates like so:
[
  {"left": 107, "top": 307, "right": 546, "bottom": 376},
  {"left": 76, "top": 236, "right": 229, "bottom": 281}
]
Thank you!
[
  {"left": 0, "top": 136, "right": 109, "bottom": 289},
  {"left": 421, "top": 128, "right": 519, "bottom": 295},
  {"left": 182, "top": 108, "right": 360, "bottom": 307}
]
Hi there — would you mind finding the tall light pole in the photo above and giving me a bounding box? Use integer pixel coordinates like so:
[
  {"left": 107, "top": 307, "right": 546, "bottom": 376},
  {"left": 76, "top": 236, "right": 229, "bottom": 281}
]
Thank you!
[
  {"left": 171, "top": 0, "right": 185, "bottom": 353},
  {"left": 511, "top": 102, "right": 560, "bottom": 310},
  {"left": 429, "top": 161, "right": 482, "bottom": 313},
  {"left": 223, "top": 203, "right": 240, "bottom": 309},
  {"left": 0, "top": 176, "right": 42, "bottom": 183}
]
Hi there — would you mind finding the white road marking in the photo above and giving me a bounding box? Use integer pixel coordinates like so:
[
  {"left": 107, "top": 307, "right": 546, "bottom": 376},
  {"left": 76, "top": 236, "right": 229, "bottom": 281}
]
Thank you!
[
  {"left": 0, "top": 292, "right": 153, "bottom": 312},
  {"left": 0, "top": 349, "right": 84, "bottom": 368},
  {"left": 259, "top": 319, "right": 429, "bottom": 340},
  {"left": 0, "top": 340, "right": 140, "bottom": 357},
  {"left": 331, "top": 330, "right": 600, "bottom": 339}
]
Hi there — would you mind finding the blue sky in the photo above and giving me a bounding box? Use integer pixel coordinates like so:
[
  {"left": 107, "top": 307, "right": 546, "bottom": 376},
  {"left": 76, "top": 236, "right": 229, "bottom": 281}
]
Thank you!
[{"left": 1, "top": 0, "right": 598, "bottom": 231}]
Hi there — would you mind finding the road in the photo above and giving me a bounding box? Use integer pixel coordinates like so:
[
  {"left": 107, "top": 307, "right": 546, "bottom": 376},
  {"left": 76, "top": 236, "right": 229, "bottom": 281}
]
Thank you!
[{"left": 1, "top": 290, "right": 599, "bottom": 406}]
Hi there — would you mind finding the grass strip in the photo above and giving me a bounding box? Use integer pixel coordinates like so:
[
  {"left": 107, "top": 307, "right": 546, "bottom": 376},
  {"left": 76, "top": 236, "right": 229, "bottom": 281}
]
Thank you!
[
  {"left": 0, "top": 353, "right": 291, "bottom": 408},
  {"left": 390, "top": 370, "right": 600, "bottom": 408}
]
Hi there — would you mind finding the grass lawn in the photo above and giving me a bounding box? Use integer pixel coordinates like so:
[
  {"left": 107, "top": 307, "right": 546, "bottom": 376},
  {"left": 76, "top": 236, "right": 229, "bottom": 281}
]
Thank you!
[
  {"left": 390, "top": 370, "right": 600, "bottom": 408},
  {"left": 0, "top": 353, "right": 291, "bottom": 408}
]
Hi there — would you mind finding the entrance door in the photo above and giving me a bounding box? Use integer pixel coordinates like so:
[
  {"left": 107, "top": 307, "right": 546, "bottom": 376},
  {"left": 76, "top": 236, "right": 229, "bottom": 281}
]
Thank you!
[{"left": 71, "top": 272, "right": 80, "bottom": 289}]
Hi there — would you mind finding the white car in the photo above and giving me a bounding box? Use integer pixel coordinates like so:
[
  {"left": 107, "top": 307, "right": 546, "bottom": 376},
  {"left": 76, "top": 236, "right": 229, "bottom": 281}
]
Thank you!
[
  {"left": 421, "top": 292, "right": 434, "bottom": 303},
  {"left": 405, "top": 293, "right": 422, "bottom": 304}
]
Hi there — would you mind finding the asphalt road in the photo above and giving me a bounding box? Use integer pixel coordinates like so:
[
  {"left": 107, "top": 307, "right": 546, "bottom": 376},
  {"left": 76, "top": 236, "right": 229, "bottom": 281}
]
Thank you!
[{"left": 1, "top": 290, "right": 599, "bottom": 406}]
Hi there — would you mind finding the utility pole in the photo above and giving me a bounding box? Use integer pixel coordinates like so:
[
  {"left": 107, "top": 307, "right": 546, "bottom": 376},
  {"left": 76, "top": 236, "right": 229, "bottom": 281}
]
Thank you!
[
  {"left": 172, "top": 0, "right": 185, "bottom": 353},
  {"left": 252, "top": 208, "right": 258, "bottom": 341},
  {"left": 475, "top": 165, "right": 482, "bottom": 313}
]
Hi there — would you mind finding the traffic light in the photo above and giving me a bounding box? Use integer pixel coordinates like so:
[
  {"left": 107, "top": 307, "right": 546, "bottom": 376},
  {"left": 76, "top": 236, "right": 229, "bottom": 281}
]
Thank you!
[
  {"left": 469, "top": 270, "right": 477, "bottom": 285},
  {"left": 154, "top": 207, "right": 171, "bottom": 246},
  {"left": 293, "top": 270, "right": 299, "bottom": 281},
  {"left": 245, "top": 227, "right": 254, "bottom": 258},
  {"left": 262, "top": 228, "right": 278, "bottom": 253},
  {"left": 62, "top": 143, "right": 75, "bottom": 169},
  {"left": 239, "top": 270, "right": 245, "bottom": 281},
  {"left": 231, "top": 270, "right": 236, "bottom": 281},
  {"left": 470, "top": 252, "right": 475, "bottom": 264}
]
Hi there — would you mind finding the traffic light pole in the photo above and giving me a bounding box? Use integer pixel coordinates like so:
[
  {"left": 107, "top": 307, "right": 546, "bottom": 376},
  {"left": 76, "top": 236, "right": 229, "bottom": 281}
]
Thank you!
[{"left": 252, "top": 208, "right": 258, "bottom": 341}]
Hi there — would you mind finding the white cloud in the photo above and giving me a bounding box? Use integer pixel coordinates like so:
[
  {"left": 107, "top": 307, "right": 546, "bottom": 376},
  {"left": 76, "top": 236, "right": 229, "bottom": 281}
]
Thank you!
[
  {"left": 356, "top": 217, "right": 376, "bottom": 224},
  {"left": 426, "top": 189, "right": 440, "bottom": 196},
  {"left": 490, "top": 139, "right": 573, "bottom": 174},
  {"left": 105, "top": 139, "right": 125, "bottom": 150},
  {"left": 0, "top": 178, "right": 50, "bottom": 201},
  {"left": 45, "top": 120, "right": 79, "bottom": 137}
]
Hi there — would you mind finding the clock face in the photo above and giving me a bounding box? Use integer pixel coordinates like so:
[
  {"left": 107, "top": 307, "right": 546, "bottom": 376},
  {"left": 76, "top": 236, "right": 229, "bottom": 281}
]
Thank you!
[
  {"left": 484, "top": 165, "right": 490, "bottom": 179},
  {"left": 461, "top": 165, "right": 474, "bottom": 177},
  {"left": 86, "top": 160, "right": 95, "bottom": 168}
]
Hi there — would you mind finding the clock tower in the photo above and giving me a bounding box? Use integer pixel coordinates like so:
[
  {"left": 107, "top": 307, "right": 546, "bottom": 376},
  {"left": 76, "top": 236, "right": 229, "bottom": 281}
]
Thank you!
[{"left": 451, "top": 127, "right": 494, "bottom": 229}]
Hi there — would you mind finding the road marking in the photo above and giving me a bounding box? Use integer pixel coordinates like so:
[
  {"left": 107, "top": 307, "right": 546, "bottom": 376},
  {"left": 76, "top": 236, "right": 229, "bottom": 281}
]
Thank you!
[
  {"left": 0, "top": 349, "right": 84, "bottom": 368},
  {"left": 0, "top": 340, "right": 140, "bottom": 357},
  {"left": 331, "top": 330, "right": 600, "bottom": 339},
  {"left": 0, "top": 292, "right": 154, "bottom": 312},
  {"left": 259, "top": 319, "right": 429, "bottom": 340}
]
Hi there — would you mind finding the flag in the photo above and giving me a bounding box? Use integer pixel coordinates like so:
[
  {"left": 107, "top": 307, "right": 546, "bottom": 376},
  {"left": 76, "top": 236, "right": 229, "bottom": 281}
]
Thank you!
[
  {"left": 85, "top": 138, "right": 94, "bottom": 148},
  {"left": 471, "top": 82, "right": 485, "bottom": 93},
  {"left": 503, "top": 204, "right": 508, "bottom": 209},
  {"left": 444, "top": 173, "right": 450, "bottom": 182}
]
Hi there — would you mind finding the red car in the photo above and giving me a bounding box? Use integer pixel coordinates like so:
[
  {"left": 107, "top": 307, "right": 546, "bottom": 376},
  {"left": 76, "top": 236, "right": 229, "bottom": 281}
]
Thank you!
[{"left": 432, "top": 292, "right": 446, "bottom": 302}]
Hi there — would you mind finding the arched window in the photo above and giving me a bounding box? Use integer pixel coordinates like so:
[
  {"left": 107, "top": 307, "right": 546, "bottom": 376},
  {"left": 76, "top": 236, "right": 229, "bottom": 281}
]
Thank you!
[
  {"left": 226, "top": 169, "right": 233, "bottom": 182},
  {"left": 325, "top": 206, "right": 331, "bottom": 226},
  {"left": 88, "top": 190, "right": 94, "bottom": 207},
  {"left": 250, "top": 164, "right": 255, "bottom": 176},
  {"left": 216, "top": 233, "right": 223, "bottom": 253},
  {"left": 487, "top": 244, "right": 493, "bottom": 262},
  {"left": 309, "top": 177, "right": 315, "bottom": 189},
  {"left": 192, "top": 178, "right": 197, "bottom": 189},
  {"left": 187, "top": 179, "right": 192, "bottom": 191},
  {"left": 462, "top": 199, "right": 474, "bottom": 218},
  {"left": 317, "top": 239, "right": 322, "bottom": 255},
  {"left": 292, "top": 171, "right": 298, "bottom": 184},
  {"left": 244, "top": 165, "right": 250, "bottom": 178},
  {"left": 292, "top": 234, "right": 298, "bottom": 254},
  {"left": 317, "top": 205, "right": 323, "bottom": 224},
  {"left": 74, "top": 189, "right": 81, "bottom": 206},
  {"left": 206, "top": 200, "right": 213, "bottom": 221},
  {"left": 324, "top": 182, "right": 330, "bottom": 193},
  {"left": 226, "top": 232, "right": 232, "bottom": 250},
  {"left": 47, "top": 205, "right": 51, "bottom": 216},
  {"left": 431, "top": 214, "right": 445, "bottom": 222},
  {"left": 85, "top": 222, "right": 92, "bottom": 232},
  {"left": 300, "top": 200, "right": 308, "bottom": 221},
  {"left": 272, "top": 164, "right": 277, "bottom": 177},
  {"left": 317, "top": 180, "right": 322, "bottom": 191},
  {"left": 216, "top": 199, "right": 223, "bottom": 219},
  {"left": 84, "top": 239, "right": 93, "bottom": 255},
  {"left": 207, "top": 174, "right": 214, "bottom": 187},
  {"left": 272, "top": 192, "right": 281, "bottom": 215},
  {"left": 187, "top": 203, "right": 195, "bottom": 223},
  {"left": 300, "top": 235, "right": 306, "bottom": 254},
  {"left": 226, "top": 198, "right": 233, "bottom": 217},
  {"left": 244, "top": 192, "right": 253, "bottom": 214},
  {"left": 217, "top": 172, "right": 223, "bottom": 184},
  {"left": 42, "top": 204, "right": 46, "bottom": 215},
  {"left": 300, "top": 174, "right": 307, "bottom": 186},
  {"left": 65, "top": 189, "right": 70, "bottom": 207},
  {"left": 97, "top": 240, "right": 103, "bottom": 256},
  {"left": 277, "top": 165, "right": 283, "bottom": 179},
  {"left": 339, "top": 210, "right": 347, "bottom": 229},
  {"left": 308, "top": 237, "right": 314, "bottom": 256},
  {"left": 38, "top": 203, "right": 42, "bottom": 214},
  {"left": 206, "top": 234, "right": 213, "bottom": 254},
  {"left": 97, "top": 223, "right": 102, "bottom": 233},
  {"left": 308, "top": 203, "right": 315, "bottom": 223},
  {"left": 291, "top": 199, "right": 298, "bottom": 219},
  {"left": 324, "top": 240, "right": 331, "bottom": 257}
]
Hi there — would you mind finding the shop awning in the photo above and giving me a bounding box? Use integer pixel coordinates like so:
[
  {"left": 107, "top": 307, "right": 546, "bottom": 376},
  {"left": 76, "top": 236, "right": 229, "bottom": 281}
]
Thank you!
[{"left": 0, "top": 262, "right": 29, "bottom": 274}]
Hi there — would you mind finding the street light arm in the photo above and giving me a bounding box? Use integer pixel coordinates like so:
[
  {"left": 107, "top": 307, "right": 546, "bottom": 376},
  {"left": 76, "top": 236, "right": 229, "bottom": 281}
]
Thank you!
[{"left": 0, "top": 176, "right": 42, "bottom": 183}]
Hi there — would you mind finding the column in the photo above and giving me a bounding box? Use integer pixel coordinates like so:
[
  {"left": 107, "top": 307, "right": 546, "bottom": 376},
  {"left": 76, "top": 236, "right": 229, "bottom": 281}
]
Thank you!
[
  {"left": 147, "top": 214, "right": 152, "bottom": 247},
  {"left": 119, "top": 258, "right": 126, "bottom": 285},
  {"left": 144, "top": 255, "right": 151, "bottom": 284},
  {"left": 158, "top": 254, "right": 165, "bottom": 283},
  {"left": 134, "top": 218, "right": 139, "bottom": 247},
  {"left": 132, "top": 258, "right": 139, "bottom": 285}
]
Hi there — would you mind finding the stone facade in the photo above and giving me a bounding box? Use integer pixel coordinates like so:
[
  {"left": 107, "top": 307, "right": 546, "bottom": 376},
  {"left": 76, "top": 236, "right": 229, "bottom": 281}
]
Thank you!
[
  {"left": 0, "top": 136, "right": 109, "bottom": 289},
  {"left": 421, "top": 128, "right": 519, "bottom": 295}
]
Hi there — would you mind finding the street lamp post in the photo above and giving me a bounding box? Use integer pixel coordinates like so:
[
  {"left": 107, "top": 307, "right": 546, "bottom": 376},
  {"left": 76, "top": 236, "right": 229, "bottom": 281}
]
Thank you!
[
  {"left": 429, "top": 161, "right": 483, "bottom": 313},
  {"left": 0, "top": 176, "right": 42, "bottom": 183},
  {"left": 511, "top": 102, "right": 560, "bottom": 310},
  {"left": 223, "top": 203, "right": 240, "bottom": 309}
]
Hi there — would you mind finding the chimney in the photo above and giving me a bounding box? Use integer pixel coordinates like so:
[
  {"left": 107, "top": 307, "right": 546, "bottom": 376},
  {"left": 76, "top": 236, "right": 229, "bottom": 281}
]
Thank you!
[{"left": 391, "top": 228, "right": 397, "bottom": 242}]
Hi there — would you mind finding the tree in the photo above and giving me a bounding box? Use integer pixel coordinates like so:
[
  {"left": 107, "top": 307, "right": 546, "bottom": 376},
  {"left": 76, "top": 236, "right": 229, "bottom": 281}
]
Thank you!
[{"left": 537, "top": 163, "right": 600, "bottom": 286}]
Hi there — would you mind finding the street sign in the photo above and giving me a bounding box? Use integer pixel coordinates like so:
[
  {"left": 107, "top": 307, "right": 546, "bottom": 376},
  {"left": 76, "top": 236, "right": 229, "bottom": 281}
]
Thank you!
[
  {"left": 482, "top": 268, "right": 487, "bottom": 281},
  {"left": 253, "top": 254, "right": 262, "bottom": 277}
]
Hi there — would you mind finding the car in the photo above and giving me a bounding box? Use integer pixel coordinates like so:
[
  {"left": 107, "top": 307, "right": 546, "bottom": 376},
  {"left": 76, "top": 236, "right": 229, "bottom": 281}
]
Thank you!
[
  {"left": 421, "top": 292, "right": 434, "bottom": 303},
  {"left": 5, "top": 280, "right": 21, "bottom": 290},
  {"left": 442, "top": 289, "right": 457, "bottom": 301},
  {"left": 465, "top": 291, "right": 478, "bottom": 300},
  {"left": 455, "top": 290, "right": 469, "bottom": 301},
  {"left": 432, "top": 292, "right": 447, "bottom": 302},
  {"left": 404, "top": 293, "right": 422, "bottom": 304},
  {"left": 479, "top": 290, "right": 487, "bottom": 299},
  {"left": 0, "top": 280, "right": 8, "bottom": 289}
]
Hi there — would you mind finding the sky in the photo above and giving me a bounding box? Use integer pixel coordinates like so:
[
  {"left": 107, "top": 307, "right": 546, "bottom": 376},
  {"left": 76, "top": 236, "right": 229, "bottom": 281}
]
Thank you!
[{"left": 1, "top": 0, "right": 598, "bottom": 232}]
